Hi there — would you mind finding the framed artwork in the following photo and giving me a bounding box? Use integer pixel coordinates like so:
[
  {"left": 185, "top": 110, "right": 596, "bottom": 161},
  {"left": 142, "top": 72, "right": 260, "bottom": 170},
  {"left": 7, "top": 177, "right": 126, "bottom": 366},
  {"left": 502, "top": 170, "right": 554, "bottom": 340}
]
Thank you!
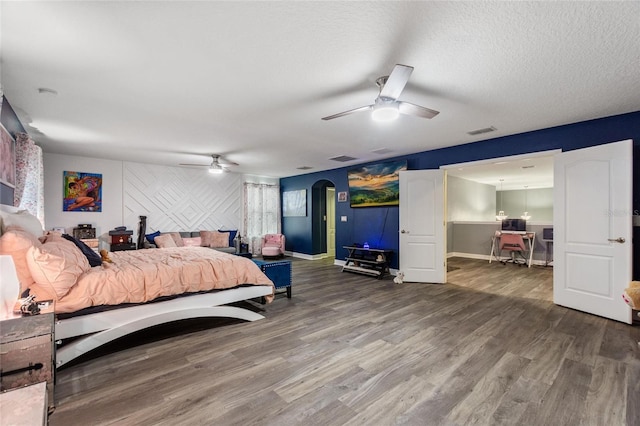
[
  {"left": 348, "top": 160, "right": 407, "bottom": 208},
  {"left": 0, "top": 124, "right": 16, "bottom": 188},
  {"left": 283, "top": 189, "right": 307, "bottom": 217},
  {"left": 63, "top": 171, "right": 103, "bottom": 212},
  {"left": 337, "top": 191, "right": 347, "bottom": 202}
]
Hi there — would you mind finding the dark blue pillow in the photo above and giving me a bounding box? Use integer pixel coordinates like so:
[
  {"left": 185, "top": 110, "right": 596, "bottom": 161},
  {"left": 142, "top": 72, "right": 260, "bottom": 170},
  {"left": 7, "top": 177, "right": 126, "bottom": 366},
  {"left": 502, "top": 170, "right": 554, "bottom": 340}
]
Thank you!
[
  {"left": 62, "top": 234, "right": 102, "bottom": 267},
  {"left": 218, "top": 229, "right": 238, "bottom": 247},
  {"left": 145, "top": 231, "right": 161, "bottom": 244}
]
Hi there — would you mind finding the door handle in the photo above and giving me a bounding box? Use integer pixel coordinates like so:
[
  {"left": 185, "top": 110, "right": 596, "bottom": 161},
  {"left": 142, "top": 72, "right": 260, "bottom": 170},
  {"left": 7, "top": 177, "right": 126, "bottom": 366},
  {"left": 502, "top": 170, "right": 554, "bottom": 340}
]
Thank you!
[
  {"left": 608, "top": 237, "right": 625, "bottom": 243},
  {"left": 401, "top": 230, "right": 409, "bottom": 234}
]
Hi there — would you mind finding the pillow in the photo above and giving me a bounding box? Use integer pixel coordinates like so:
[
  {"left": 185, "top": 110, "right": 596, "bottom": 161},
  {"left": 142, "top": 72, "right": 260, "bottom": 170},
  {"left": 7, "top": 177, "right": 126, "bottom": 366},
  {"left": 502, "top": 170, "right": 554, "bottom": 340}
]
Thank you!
[
  {"left": 61, "top": 234, "right": 102, "bottom": 267},
  {"left": 167, "top": 232, "right": 184, "bottom": 247},
  {"left": 154, "top": 234, "right": 177, "bottom": 248},
  {"left": 26, "top": 240, "right": 90, "bottom": 299},
  {"left": 145, "top": 231, "right": 161, "bottom": 244},
  {"left": 200, "top": 230, "right": 229, "bottom": 248},
  {"left": 218, "top": 229, "right": 238, "bottom": 247},
  {"left": 0, "top": 210, "right": 44, "bottom": 237},
  {"left": 0, "top": 227, "right": 42, "bottom": 294},
  {"left": 182, "top": 237, "right": 202, "bottom": 247}
]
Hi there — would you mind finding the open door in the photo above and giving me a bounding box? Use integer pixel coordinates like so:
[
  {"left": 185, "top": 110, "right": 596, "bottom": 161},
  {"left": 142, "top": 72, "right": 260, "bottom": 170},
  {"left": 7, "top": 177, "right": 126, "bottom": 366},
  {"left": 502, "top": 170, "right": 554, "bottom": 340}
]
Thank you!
[
  {"left": 554, "top": 139, "right": 633, "bottom": 323},
  {"left": 399, "top": 169, "right": 446, "bottom": 283},
  {"left": 326, "top": 188, "right": 336, "bottom": 257}
]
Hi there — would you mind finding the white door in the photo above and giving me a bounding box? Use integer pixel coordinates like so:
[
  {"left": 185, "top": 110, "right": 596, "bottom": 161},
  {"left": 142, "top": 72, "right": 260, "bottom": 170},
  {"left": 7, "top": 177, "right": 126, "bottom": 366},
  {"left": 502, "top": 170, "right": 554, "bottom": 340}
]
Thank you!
[
  {"left": 326, "top": 188, "right": 336, "bottom": 257},
  {"left": 399, "top": 170, "right": 446, "bottom": 283},
  {"left": 554, "top": 139, "right": 633, "bottom": 323}
]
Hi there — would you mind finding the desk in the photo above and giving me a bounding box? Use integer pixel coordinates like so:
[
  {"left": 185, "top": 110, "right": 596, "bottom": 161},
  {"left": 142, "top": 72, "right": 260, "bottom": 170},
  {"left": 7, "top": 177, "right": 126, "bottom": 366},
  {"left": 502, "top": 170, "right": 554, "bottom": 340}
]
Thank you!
[{"left": 489, "top": 231, "right": 535, "bottom": 268}]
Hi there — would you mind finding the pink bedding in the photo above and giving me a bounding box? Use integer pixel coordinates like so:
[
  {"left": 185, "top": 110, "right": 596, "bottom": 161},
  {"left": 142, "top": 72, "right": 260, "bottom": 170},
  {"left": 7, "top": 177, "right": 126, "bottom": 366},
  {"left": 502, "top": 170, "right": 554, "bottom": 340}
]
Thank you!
[{"left": 28, "top": 247, "right": 275, "bottom": 313}]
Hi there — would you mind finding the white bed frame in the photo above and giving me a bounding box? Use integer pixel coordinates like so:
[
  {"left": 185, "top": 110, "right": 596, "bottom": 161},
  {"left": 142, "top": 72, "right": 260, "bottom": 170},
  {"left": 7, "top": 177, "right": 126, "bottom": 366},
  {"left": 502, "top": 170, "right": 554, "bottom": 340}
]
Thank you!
[
  {"left": 55, "top": 285, "right": 272, "bottom": 367},
  {"left": 1, "top": 204, "right": 272, "bottom": 367}
]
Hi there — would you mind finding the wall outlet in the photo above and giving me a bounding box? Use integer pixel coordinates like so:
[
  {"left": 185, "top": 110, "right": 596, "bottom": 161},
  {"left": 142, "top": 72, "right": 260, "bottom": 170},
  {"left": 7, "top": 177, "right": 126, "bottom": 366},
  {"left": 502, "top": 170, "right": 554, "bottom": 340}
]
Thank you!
[{"left": 341, "top": 216, "right": 347, "bottom": 222}]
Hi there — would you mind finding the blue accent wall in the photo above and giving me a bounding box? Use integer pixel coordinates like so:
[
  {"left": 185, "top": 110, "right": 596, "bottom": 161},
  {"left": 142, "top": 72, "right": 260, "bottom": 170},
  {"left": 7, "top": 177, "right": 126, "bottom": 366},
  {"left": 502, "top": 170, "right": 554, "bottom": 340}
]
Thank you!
[{"left": 281, "top": 111, "right": 640, "bottom": 269}]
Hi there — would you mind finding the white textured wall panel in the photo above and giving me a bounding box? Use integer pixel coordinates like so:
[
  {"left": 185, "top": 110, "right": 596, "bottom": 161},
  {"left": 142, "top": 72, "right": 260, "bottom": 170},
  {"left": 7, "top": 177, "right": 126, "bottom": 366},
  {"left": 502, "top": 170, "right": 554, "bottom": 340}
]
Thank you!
[{"left": 123, "top": 162, "right": 242, "bottom": 233}]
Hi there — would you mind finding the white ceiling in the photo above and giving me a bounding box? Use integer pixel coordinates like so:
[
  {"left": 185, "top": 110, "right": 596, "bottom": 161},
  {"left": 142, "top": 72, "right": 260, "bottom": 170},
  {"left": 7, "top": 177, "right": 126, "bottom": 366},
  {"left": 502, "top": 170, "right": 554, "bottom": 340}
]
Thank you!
[{"left": 2, "top": 1, "right": 639, "bottom": 178}]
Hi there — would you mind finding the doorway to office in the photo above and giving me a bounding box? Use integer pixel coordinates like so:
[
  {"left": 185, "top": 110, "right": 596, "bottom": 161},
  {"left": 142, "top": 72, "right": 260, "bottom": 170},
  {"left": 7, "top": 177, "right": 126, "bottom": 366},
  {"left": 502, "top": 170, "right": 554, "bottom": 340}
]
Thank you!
[{"left": 441, "top": 150, "right": 557, "bottom": 302}]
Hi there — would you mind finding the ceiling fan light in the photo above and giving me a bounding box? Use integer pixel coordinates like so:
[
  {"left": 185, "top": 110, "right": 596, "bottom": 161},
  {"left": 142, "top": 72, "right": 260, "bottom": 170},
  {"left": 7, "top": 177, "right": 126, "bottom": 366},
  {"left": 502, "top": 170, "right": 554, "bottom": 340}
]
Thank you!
[
  {"left": 208, "top": 165, "right": 224, "bottom": 174},
  {"left": 372, "top": 104, "right": 399, "bottom": 122}
]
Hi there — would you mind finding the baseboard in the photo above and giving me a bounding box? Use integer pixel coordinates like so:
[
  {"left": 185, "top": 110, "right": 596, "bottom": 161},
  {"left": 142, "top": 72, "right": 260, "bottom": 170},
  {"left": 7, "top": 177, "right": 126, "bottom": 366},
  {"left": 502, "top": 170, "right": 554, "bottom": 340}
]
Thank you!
[
  {"left": 287, "top": 251, "right": 330, "bottom": 260},
  {"left": 448, "top": 252, "right": 549, "bottom": 267}
]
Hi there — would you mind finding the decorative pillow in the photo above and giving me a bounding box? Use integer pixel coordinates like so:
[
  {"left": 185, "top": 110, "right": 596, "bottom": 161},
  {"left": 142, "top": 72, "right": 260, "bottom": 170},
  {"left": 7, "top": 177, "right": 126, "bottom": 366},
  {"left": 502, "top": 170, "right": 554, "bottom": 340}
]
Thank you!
[
  {"left": 167, "top": 232, "right": 184, "bottom": 247},
  {"left": 199, "top": 230, "right": 229, "bottom": 248},
  {"left": 0, "top": 227, "right": 43, "bottom": 294},
  {"left": 145, "top": 231, "right": 161, "bottom": 244},
  {"left": 0, "top": 210, "right": 44, "bottom": 238},
  {"left": 61, "top": 234, "right": 102, "bottom": 267},
  {"left": 182, "top": 237, "right": 202, "bottom": 247},
  {"left": 218, "top": 229, "right": 238, "bottom": 247},
  {"left": 154, "top": 234, "right": 177, "bottom": 248},
  {"left": 26, "top": 240, "right": 90, "bottom": 299}
]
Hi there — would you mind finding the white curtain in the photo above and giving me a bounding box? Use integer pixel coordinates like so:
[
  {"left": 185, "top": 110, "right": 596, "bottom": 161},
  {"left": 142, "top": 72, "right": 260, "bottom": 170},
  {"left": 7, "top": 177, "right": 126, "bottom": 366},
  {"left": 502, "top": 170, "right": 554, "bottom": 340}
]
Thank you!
[
  {"left": 14, "top": 132, "right": 45, "bottom": 225},
  {"left": 243, "top": 183, "right": 280, "bottom": 254}
]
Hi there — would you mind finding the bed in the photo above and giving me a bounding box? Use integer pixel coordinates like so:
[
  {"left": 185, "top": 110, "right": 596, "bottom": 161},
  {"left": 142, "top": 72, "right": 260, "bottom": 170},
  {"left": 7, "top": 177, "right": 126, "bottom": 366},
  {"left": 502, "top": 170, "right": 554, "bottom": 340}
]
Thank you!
[{"left": 0, "top": 205, "right": 275, "bottom": 367}]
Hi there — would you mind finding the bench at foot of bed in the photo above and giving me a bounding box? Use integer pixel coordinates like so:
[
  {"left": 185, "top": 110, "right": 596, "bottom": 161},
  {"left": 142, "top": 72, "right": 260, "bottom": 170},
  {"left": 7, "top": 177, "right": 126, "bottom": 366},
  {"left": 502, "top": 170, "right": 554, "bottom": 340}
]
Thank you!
[{"left": 55, "top": 285, "right": 272, "bottom": 368}]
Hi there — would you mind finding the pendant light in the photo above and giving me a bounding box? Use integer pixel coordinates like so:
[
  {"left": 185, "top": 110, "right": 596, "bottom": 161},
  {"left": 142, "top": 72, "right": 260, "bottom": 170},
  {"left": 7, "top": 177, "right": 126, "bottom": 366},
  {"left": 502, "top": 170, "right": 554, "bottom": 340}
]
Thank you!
[
  {"left": 496, "top": 179, "right": 507, "bottom": 221},
  {"left": 521, "top": 186, "right": 531, "bottom": 220}
]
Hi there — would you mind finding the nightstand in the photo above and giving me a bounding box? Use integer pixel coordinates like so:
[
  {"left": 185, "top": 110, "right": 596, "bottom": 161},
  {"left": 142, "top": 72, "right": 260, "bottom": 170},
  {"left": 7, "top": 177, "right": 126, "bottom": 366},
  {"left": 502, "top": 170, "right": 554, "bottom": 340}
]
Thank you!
[
  {"left": 111, "top": 243, "right": 137, "bottom": 252},
  {"left": 0, "top": 303, "right": 55, "bottom": 412}
]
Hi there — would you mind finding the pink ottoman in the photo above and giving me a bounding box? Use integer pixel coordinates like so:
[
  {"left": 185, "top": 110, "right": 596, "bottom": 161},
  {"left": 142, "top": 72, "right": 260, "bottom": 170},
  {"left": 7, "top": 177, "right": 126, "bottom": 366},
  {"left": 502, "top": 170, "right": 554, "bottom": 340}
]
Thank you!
[{"left": 262, "top": 246, "right": 282, "bottom": 258}]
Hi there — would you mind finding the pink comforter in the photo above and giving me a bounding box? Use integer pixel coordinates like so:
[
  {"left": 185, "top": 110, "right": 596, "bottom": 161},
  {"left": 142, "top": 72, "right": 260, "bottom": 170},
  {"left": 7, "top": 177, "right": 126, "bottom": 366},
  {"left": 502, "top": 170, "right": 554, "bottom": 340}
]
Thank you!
[{"left": 32, "top": 247, "right": 274, "bottom": 313}]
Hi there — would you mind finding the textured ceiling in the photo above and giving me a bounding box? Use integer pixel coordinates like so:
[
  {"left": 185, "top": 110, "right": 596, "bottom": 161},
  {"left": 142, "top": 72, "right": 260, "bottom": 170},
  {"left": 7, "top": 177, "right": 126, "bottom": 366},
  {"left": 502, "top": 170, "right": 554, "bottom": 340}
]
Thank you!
[{"left": 2, "top": 1, "right": 639, "bottom": 178}]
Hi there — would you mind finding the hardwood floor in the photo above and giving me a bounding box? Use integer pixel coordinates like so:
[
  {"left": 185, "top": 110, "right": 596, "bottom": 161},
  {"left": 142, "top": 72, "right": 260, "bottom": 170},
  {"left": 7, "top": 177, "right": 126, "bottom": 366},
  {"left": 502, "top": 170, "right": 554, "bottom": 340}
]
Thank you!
[{"left": 50, "top": 257, "right": 640, "bottom": 425}]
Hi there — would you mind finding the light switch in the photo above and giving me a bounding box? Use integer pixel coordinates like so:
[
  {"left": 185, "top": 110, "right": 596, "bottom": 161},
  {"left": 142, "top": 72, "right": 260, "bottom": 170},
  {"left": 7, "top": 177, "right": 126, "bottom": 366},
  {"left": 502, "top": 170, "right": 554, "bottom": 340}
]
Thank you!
[{"left": 341, "top": 216, "right": 347, "bottom": 222}]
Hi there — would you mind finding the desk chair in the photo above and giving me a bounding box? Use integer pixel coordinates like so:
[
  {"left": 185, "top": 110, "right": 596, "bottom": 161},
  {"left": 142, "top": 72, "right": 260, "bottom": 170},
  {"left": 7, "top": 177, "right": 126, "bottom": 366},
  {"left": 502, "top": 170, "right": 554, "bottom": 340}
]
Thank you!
[{"left": 499, "top": 233, "right": 528, "bottom": 266}]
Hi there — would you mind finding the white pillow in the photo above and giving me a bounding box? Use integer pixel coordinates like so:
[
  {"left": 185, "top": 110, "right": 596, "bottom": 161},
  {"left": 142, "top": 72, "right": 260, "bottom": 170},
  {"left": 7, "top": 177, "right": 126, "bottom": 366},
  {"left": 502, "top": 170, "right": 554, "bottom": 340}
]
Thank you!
[{"left": 1, "top": 210, "right": 44, "bottom": 238}]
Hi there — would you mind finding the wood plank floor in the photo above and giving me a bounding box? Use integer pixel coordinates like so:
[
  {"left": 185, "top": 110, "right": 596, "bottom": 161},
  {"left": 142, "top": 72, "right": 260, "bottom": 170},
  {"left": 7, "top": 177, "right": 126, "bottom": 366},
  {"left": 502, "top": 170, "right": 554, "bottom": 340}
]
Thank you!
[{"left": 50, "top": 257, "right": 640, "bottom": 425}]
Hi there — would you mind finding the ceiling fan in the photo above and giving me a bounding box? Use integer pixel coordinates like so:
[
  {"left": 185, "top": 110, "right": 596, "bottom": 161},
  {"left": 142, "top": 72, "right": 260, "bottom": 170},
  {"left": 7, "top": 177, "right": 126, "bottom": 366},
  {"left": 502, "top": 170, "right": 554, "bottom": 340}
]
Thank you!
[
  {"left": 321, "top": 64, "right": 439, "bottom": 122},
  {"left": 179, "top": 154, "right": 238, "bottom": 174}
]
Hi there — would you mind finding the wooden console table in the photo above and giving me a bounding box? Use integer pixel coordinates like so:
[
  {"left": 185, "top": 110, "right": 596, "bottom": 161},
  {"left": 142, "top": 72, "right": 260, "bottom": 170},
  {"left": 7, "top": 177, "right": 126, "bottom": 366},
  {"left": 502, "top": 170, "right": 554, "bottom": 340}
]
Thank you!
[{"left": 342, "top": 246, "right": 393, "bottom": 279}]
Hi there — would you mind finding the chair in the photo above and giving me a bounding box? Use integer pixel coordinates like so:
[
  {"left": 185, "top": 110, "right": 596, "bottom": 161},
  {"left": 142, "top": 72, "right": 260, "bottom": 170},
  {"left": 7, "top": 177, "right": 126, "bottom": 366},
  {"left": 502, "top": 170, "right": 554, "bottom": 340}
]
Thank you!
[
  {"left": 261, "top": 234, "right": 285, "bottom": 258},
  {"left": 499, "top": 233, "right": 528, "bottom": 266}
]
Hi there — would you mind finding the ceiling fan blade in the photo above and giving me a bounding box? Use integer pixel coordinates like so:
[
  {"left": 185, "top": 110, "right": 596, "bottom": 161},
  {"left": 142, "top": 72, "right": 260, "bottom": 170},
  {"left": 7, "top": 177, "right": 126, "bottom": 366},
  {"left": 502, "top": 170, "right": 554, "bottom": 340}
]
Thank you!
[
  {"left": 217, "top": 159, "right": 239, "bottom": 166},
  {"left": 321, "top": 105, "right": 373, "bottom": 121},
  {"left": 397, "top": 101, "right": 440, "bottom": 119},
  {"left": 179, "top": 163, "right": 209, "bottom": 167},
  {"left": 379, "top": 64, "right": 413, "bottom": 100}
]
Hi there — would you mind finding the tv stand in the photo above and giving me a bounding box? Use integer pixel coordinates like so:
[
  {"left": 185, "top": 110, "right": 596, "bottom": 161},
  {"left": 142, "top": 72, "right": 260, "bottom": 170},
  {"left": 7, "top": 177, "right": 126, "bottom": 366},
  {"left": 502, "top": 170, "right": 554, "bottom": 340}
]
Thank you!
[{"left": 342, "top": 246, "right": 393, "bottom": 279}]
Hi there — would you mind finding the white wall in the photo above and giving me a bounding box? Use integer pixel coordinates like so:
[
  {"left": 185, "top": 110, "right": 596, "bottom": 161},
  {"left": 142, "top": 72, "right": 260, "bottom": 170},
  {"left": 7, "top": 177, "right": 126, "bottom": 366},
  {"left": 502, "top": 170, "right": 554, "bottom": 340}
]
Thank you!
[
  {"left": 44, "top": 153, "right": 262, "bottom": 250},
  {"left": 44, "top": 153, "right": 124, "bottom": 249},
  {"left": 497, "top": 188, "right": 553, "bottom": 221},
  {"left": 447, "top": 176, "right": 496, "bottom": 221}
]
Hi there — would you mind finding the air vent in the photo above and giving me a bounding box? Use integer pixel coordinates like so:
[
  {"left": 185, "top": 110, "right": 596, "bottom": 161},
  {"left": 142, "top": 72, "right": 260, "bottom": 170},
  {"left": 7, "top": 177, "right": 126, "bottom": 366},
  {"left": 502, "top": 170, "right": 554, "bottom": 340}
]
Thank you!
[
  {"left": 296, "top": 166, "right": 313, "bottom": 170},
  {"left": 371, "top": 148, "right": 393, "bottom": 155},
  {"left": 329, "top": 155, "right": 358, "bottom": 162},
  {"left": 467, "top": 126, "right": 496, "bottom": 136}
]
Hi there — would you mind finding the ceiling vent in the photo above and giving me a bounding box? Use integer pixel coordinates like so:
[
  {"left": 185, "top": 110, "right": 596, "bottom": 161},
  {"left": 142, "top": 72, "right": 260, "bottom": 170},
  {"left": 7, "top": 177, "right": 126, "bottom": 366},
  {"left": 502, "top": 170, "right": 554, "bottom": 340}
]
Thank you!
[
  {"left": 296, "top": 166, "right": 313, "bottom": 170},
  {"left": 371, "top": 148, "right": 394, "bottom": 155},
  {"left": 329, "top": 155, "right": 358, "bottom": 162},
  {"left": 467, "top": 126, "right": 496, "bottom": 136}
]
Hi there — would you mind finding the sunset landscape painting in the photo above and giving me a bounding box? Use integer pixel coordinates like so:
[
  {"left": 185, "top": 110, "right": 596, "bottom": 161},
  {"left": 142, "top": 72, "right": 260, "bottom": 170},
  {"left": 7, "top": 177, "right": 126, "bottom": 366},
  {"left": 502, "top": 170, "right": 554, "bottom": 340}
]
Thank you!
[{"left": 347, "top": 160, "right": 407, "bottom": 207}]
